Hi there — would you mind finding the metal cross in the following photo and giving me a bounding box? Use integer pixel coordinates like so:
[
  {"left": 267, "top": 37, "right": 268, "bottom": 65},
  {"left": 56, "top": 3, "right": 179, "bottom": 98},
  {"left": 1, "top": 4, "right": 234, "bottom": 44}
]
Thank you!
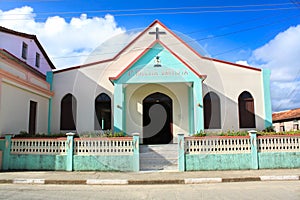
[{"left": 149, "top": 27, "right": 166, "bottom": 40}]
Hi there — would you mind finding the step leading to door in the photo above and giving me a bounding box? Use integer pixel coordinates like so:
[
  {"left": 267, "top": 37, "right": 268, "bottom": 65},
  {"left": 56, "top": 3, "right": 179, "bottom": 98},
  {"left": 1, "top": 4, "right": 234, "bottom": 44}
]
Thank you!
[{"left": 139, "top": 144, "right": 178, "bottom": 171}]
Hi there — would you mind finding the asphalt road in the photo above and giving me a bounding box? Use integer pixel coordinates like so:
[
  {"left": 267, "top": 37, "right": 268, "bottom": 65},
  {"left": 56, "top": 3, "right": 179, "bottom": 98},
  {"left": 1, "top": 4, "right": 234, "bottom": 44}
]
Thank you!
[{"left": 0, "top": 181, "right": 299, "bottom": 200}]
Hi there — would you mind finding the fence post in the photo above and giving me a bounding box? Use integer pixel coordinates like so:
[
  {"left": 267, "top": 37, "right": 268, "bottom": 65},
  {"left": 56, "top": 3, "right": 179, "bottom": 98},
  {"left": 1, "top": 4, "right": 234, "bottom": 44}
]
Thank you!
[
  {"left": 178, "top": 133, "right": 185, "bottom": 172},
  {"left": 66, "top": 132, "right": 75, "bottom": 172},
  {"left": 249, "top": 130, "right": 258, "bottom": 170},
  {"left": 132, "top": 133, "right": 139, "bottom": 172},
  {"left": 2, "top": 134, "right": 13, "bottom": 171}
]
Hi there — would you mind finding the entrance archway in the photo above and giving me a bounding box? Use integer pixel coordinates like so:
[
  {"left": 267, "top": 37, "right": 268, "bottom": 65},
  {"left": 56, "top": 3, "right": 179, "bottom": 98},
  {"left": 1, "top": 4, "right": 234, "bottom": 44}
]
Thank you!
[{"left": 143, "top": 92, "right": 173, "bottom": 144}]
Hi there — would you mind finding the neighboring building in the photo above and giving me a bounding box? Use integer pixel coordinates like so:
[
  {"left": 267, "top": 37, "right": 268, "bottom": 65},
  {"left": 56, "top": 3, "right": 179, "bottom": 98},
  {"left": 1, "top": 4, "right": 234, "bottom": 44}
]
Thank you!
[
  {"left": 272, "top": 108, "right": 300, "bottom": 132},
  {"left": 0, "top": 26, "right": 55, "bottom": 135},
  {"left": 51, "top": 20, "right": 272, "bottom": 144}
]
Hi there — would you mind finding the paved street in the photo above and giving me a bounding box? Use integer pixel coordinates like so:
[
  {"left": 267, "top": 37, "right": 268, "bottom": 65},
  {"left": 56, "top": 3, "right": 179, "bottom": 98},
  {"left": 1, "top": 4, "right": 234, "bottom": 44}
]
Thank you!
[{"left": 0, "top": 181, "right": 299, "bottom": 200}]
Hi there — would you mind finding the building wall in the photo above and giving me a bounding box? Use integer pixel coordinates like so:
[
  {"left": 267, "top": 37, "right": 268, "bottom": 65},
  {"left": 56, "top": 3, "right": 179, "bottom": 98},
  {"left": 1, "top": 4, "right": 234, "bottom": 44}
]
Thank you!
[
  {"left": 125, "top": 83, "right": 190, "bottom": 141},
  {"left": 0, "top": 32, "right": 52, "bottom": 75},
  {"left": 0, "top": 82, "right": 49, "bottom": 134},
  {"left": 273, "top": 119, "right": 300, "bottom": 132},
  {"left": 51, "top": 23, "right": 269, "bottom": 134},
  {"left": 202, "top": 61, "right": 265, "bottom": 132},
  {"left": 0, "top": 52, "right": 52, "bottom": 135},
  {"left": 51, "top": 63, "right": 114, "bottom": 133}
]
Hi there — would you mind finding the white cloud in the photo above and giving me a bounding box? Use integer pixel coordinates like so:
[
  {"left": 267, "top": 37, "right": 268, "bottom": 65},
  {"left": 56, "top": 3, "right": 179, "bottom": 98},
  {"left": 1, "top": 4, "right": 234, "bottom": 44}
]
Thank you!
[
  {"left": 0, "top": 6, "right": 125, "bottom": 68},
  {"left": 235, "top": 60, "right": 250, "bottom": 66},
  {"left": 249, "top": 25, "right": 300, "bottom": 112}
]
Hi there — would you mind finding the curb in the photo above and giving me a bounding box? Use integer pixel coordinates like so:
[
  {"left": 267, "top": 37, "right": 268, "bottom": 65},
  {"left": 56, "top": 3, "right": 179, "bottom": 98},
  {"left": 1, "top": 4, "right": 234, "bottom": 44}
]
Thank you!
[{"left": 0, "top": 175, "right": 299, "bottom": 185}]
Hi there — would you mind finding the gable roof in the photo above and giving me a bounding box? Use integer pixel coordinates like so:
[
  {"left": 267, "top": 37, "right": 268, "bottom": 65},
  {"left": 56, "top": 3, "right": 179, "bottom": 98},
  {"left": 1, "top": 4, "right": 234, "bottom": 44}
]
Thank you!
[
  {"left": 54, "top": 19, "right": 261, "bottom": 73},
  {"left": 272, "top": 108, "right": 300, "bottom": 122},
  {"left": 109, "top": 40, "right": 206, "bottom": 82},
  {"left": 0, "top": 26, "right": 56, "bottom": 69}
]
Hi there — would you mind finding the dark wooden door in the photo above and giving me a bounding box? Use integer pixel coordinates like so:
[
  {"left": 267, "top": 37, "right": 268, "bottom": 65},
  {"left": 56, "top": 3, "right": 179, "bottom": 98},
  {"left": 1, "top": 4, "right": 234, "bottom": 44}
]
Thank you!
[{"left": 28, "top": 101, "right": 37, "bottom": 134}]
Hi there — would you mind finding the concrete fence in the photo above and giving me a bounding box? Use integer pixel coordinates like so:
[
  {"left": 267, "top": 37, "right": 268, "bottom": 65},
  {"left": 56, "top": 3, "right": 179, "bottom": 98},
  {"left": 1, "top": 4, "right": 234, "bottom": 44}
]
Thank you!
[
  {"left": 0, "top": 133, "right": 140, "bottom": 172},
  {"left": 178, "top": 131, "right": 300, "bottom": 171}
]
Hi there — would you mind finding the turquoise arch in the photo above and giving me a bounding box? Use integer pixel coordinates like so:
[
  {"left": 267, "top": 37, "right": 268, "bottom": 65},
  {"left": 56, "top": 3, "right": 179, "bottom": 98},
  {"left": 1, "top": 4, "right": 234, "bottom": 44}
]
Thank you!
[{"left": 112, "top": 42, "right": 204, "bottom": 135}]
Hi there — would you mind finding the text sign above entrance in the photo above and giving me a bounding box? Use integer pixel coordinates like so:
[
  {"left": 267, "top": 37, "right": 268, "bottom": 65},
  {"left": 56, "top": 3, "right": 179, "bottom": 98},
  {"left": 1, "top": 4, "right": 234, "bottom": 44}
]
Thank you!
[{"left": 127, "top": 68, "right": 189, "bottom": 78}]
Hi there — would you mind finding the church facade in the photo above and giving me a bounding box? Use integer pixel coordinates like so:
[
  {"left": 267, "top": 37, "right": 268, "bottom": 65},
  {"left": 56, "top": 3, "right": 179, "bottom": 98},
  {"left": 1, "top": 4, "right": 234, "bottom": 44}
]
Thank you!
[{"left": 50, "top": 20, "right": 272, "bottom": 144}]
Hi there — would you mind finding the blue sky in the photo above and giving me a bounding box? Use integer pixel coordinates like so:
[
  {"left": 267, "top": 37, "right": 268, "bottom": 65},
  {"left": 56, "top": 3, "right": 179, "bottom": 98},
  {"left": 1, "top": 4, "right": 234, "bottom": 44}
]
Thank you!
[{"left": 0, "top": 0, "right": 300, "bottom": 112}]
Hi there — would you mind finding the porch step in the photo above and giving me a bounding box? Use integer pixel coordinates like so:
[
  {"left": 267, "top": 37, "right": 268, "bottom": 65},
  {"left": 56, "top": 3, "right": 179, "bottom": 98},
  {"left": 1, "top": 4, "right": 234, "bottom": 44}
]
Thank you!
[{"left": 139, "top": 144, "right": 178, "bottom": 171}]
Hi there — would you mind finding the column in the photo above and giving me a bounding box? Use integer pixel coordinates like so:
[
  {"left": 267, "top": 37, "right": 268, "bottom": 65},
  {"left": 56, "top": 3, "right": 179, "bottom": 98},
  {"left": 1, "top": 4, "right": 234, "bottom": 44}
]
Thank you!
[
  {"left": 178, "top": 133, "right": 185, "bottom": 171},
  {"left": 66, "top": 132, "right": 75, "bottom": 172},
  {"left": 113, "top": 83, "right": 125, "bottom": 133},
  {"left": 132, "top": 133, "right": 140, "bottom": 172},
  {"left": 249, "top": 130, "right": 258, "bottom": 170},
  {"left": 188, "top": 85, "right": 194, "bottom": 136},
  {"left": 46, "top": 71, "right": 53, "bottom": 135},
  {"left": 262, "top": 69, "right": 272, "bottom": 128},
  {"left": 2, "top": 134, "right": 13, "bottom": 171},
  {"left": 193, "top": 79, "right": 204, "bottom": 133}
]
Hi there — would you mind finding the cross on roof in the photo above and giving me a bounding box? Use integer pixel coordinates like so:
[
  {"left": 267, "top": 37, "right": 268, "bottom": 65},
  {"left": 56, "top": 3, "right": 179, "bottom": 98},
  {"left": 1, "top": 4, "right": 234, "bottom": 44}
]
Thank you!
[{"left": 149, "top": 27, "right": 166, "bottom": 40}]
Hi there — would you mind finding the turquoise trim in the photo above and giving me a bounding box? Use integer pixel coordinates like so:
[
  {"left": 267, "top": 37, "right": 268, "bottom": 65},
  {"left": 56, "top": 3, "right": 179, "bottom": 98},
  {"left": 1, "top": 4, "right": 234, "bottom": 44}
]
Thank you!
[
  {"left": 133, "top": 134, "right": 140, "bottom": 172},
  {"left": 66, "top": 134, "right": 74, "bottom": 171},
  {"left": 262, "top": 69, "right": 272, "bottom": 128},
  {"left": 188, "top": 86, "right": 194, "bottom": 135},
  {"left": 250, "top": 131, "right": 258, "bottom": 169},
  {"left": 193, "top": 79, "right": 204, "bottom": 133},
  {"left": 114, "top": 43, "right": 204, "bottom": 84},
  {"left": 123, "top": 86, "right": 126, "bottom": 134},
  {"left": 112, "top": 43, "right": 205, "bottom": 134},
  {"left": 46, "top": 71, "right": 53, "bottom": 135},
  {"left": 178, "top": 134, "right": 185, "bottom": 171},
  {"left": 3, "top": 135, "right": 12, "bottom": 170},
  {"left": 46, "top": 71, "right": 53, "bottom": 91},
  {"left": 113, "top": 84, "right": 124, "bottom": 133},
  {"left": 47, "top": 98, "right": 52, "bottom": 135}
]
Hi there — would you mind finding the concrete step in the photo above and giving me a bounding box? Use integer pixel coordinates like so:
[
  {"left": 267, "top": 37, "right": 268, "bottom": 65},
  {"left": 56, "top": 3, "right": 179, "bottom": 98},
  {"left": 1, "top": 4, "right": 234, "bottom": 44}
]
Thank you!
[{"left": 139, "top": 144, "right": 179, "bottom": 171}]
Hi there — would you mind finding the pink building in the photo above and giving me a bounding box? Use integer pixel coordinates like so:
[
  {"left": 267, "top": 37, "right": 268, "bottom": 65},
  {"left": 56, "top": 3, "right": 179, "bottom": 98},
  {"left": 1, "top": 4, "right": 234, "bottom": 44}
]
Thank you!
[{"left": 0, "top": 26, "right": 55, "bottom": 135}]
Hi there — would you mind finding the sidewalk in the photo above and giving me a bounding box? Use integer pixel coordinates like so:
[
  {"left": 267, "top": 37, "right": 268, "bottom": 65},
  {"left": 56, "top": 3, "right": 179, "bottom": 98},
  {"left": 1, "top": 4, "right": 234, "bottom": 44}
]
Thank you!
[{"left": 0, "top": 169, "right": 299, "bottom": 185}]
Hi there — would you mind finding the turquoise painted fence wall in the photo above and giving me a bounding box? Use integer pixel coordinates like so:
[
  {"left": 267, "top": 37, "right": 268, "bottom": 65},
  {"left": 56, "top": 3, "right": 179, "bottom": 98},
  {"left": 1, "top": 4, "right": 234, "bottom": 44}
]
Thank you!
[
  {"left": 183, "top": 132, "right": 300, "bottom": 171},
  {"left": 185, "top": 154, "right": 252, "bottom": 171},
  {"left": 73, "top": 155, "right": 133, "bottom": 171},
  {"left": 9, "top": 155, "right": 66, "bottom": 170},
  {"left": 258, "top": 152, "right": 300, "bottom": 169},
  {"left": 1, "top": 134, "right": 139, "bottom": 172}
]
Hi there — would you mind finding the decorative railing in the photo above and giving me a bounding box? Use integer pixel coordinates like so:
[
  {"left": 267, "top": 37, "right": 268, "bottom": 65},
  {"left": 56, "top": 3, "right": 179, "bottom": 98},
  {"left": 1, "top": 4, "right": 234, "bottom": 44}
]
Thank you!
[
  {"left": 74, "top": 137, "right": 133, "bottom": 156},
  {"left": 10, "top": 138, "right": 67, "bottom": 155},
  {"left": 185, "top": 136, "right": 251, "bottom": 154},
  {"left": 258, "top": 135, "right": 300, "bottom": 153}
]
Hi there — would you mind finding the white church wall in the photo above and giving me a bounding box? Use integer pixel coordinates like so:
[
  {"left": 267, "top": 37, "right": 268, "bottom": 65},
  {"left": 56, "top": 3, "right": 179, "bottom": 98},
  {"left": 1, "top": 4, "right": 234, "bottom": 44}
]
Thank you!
[
  {"left": 52, "top": 62, "right": 115, "bottom": 133},
  {"left": 202, "top": 61, "right": 265, "bottom": 132}
]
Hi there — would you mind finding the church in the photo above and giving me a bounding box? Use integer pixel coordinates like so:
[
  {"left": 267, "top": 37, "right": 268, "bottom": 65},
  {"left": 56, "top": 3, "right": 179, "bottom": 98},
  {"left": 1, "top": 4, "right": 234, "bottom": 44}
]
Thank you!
[{"left": 0, "top": 20, "right": 272, "bottom": 144}]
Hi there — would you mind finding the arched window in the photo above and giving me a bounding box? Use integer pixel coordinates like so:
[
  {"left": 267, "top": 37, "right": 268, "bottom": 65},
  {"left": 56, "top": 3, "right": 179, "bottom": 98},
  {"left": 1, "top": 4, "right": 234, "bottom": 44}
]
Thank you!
[
  {"left": 95, "top": 93, "right": 111, "bottom": 130},
  {"left": 238, "top": 91, "right": 256, "bottom": 128},
  {"left": 204, "top": 92, "right": 221, "bottom": 129},
  {"left": 60, "top": 93, "right": 77, "bottom": 130}
]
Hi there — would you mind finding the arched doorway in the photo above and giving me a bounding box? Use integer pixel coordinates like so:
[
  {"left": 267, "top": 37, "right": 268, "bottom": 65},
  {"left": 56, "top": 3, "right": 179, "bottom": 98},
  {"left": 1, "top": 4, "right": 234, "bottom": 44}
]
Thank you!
[
  {"left": 204, "top": 92, "right": 221, "bottom": 129},
  {"left": 143, "top": 92, "right": 173, "bottom": 144},
  {"left": 95, "top": 93, "right": 111, "bottom": 130},
  {"left": 238, "top": 91, "right": 256, "bottom": 128},
  {"left": 60, "top": 93, "right": 77, "bottom": 130}
]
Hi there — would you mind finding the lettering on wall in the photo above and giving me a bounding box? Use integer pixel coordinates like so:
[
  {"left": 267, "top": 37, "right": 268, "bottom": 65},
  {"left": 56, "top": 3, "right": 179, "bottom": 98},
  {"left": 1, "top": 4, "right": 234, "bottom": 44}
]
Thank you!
[{"left": 127, "top": 68, "right": 189, "bottom": 77}]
